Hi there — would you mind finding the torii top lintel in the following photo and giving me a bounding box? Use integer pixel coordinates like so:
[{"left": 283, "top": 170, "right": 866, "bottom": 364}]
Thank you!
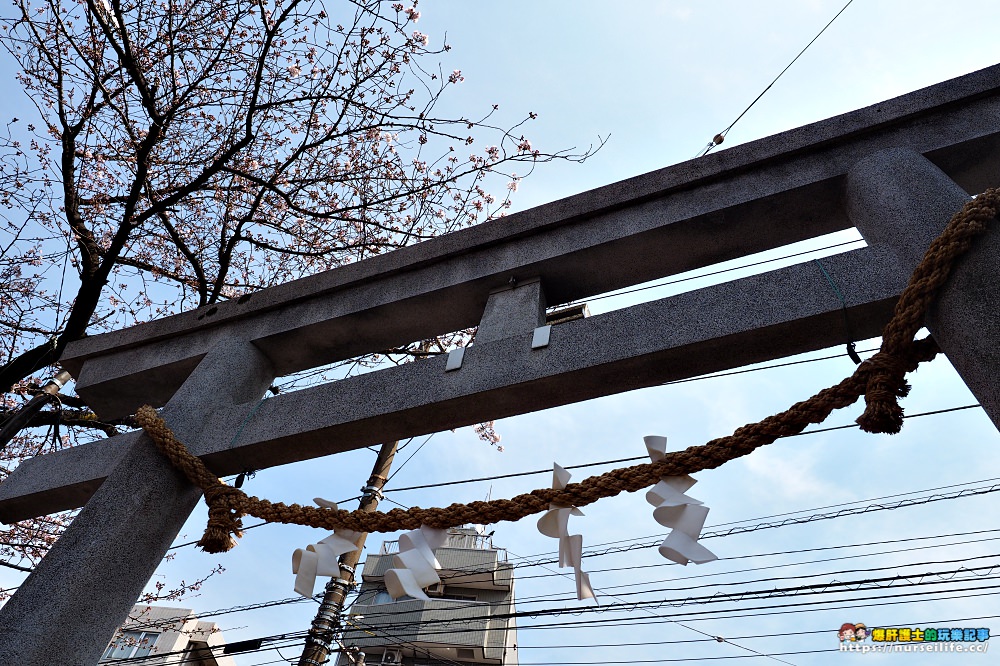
[{"left": 61, "top": 63, "right": 1000, "bottom": 420}]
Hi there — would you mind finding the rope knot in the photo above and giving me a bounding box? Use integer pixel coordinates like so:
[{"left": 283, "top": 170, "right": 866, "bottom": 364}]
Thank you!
[
  {"left": 198, "top": 484, "right": 245, "bottom": 554},
  {"left": 855, "top": 350, "right": 910, "bottom": 434}
]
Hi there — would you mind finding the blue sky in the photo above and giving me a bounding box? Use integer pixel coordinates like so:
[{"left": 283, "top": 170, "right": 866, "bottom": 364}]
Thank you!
[{"left": 3, "top": 1, "right": 1000, "bottom": 664}]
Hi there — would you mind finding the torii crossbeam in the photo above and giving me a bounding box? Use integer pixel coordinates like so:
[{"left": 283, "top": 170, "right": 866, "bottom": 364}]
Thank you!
[{"left": 2, "top": 64, "right": 1000, "bottom": 665}]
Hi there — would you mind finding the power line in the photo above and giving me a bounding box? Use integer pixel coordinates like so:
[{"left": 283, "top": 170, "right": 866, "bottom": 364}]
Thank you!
[
  {"left": 114, "top": 631, "right": 313, "bottom": 666},
  {"left": 706, "top": 475, "right": 1000, "bottom": 531},
  {"left": 342, "top": 613, "right": 1000, "bottom": 666},
  {"left": 127, "top": 596, "right": 317, "bottom": 632},
  {"left": 517, "top": 552, "right": 1000, "bottom": 605},
  {"left": 383, "top": 432, "right": 435, "bottom": 485},
  {"left": 122, "top": 528, "right": 1000, "bottom": 640},
  {"left": 509, "top": 584, "right": 1000, "bottom": 630},
  {"left": 440, "top": 475, "right": 1000, "bottom": 576},
  {"left": 513, "top": 548, "right": 1000, "bottom": 603},
  {"left": 565, "top": 237, "right": 864, "bottom": 307},
  {"left": 343, "top": 619, "right": 475, "bottom": 666},
  {"left": 359, "top": 560, "right": 1000, "bottom": 626},
  {"left": 661, "top": 344, "right": 877, "bottom": 386},
  {"left": 387, "top": 454, "right": 651, "bottom": 493},
  {"left": 600, "top": 468, "right": 1000, "bottom": 553},
  {"left": 790, "top": 404, "right": 981, "bottom": 438},
  {"left": 335, "top": 534, "right": 1000, "bottom": 622},
  {"left": 697, "top": 0, "right": 856, "bottom": 156},
  {"left": 692, "top": 476, "right": 1000, "bottom": 540},
  {"left": 509, "top": 651, "right": 836, "bottom": 665},
  {"left": 510, "top": 613, "right": 1000, "bottom": 648},
  {"left": 385, "top": 404, "right": 983, "bottom": 497},
  {"left": 521, "top": 531, "right": 1000, "bottom": 592},
  {"left": 358, "top": 544, "right": 1000, "bottom": 626},
  {"left": 98, "top": 531, "right": 1000, "bottom": 664},
  {"left": 369, "top": 577, "right": 1000, "bottom": 635},
  {"left": 555, "top": 472, "right": 1000, "bottom": 556},
  {"left": 507, "top": 549, "right": 798, "bottom": 666}
]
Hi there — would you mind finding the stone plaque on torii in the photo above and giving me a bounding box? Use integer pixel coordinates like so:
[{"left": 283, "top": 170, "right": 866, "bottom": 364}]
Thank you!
[{"left": 2, "top": 64, "right": 1000, "bottom": 664}]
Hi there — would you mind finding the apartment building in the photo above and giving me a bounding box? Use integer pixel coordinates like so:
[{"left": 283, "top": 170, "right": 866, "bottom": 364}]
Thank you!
[
  {"left": 340, "top": 526, "right": 518, "bottom": 666},
  {"left": 99, "top": 604, "right": 236, "bottom": 665}
]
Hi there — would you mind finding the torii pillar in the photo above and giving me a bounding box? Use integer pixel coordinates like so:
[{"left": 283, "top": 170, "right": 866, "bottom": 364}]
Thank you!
[
  {"left": 847, "top": 147, "right": 1000, "bottom": 429},
  {"left": 0, "top": 339, "right": 274, "bottom": 664}
]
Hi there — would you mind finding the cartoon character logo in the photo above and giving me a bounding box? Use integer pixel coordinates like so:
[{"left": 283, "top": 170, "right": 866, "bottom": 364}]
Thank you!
[
  {"left": 840, "top": 623, "right": 856, "bottom": 643},
  {"left": 855, "top": 623, "right": 868, "bottom": 642}
]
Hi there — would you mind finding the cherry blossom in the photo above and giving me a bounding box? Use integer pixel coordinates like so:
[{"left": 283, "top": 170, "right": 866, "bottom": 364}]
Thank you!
[{"left": 0, "top": 0, "right": 597, "bottom": 591}]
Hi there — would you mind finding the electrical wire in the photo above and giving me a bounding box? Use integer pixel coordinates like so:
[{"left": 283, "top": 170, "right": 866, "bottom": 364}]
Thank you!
[
  {"left": 360, "top": 576, "right": 1000, "bottom": 634},
  {"left": 86, "top": 530, "right": 1000, "bottom": 660},
  {"left": 517, "top": 529, "right": 1000, "bottom": 586},
  {"left": 509, "top": 612, "right": 1000, "bottom": 647},
  {"left": 508, "top": 549, "right": 798, "bottom": 666},
  {"left": 346, "top": 589, "right": 1000, "bottom": 665},
  {"left": 387, "top": 454, "right": 651, "bottom": 493},
  {"left": 115, "top": 528, "right": 1000, "bottom": 639},
  {"left": 348, "top": 613, "right": 1000, "bottom": 664},
  {"left": 502, "top": 651, "right": 836, "bottom": 665},
  {"left": 383, "top": 432, "right": 435, "bottom": 485},
  {"left": 356, "top": 560, "right": 1000, "bottom": 625},
  {"left": 558, "top": 474, "right": 1000, "bottom": 556},
  {"left": 143, "top": 528, "right": 1000, "bottom": 639},
  {"left": 396, "top": 485, "right": 999, "bottom": 583},
  {"left": 126, "top": 596, "right": 318, "bottom": 632},
  {"left": 344, "top": 618, "right": 473, "bottom": 666},
  {"left": 112, "top": 631, "right": 313, "bottom": 666},
  {"left": 564, "top": 237, "right": 864, "bottom": 307},
  {"left": 790, "top": 404, "right": 981, "bottom": 438},
  {"left": 697, "top": 0, "right": 856, "bottom": 156},
  {"left": 512, "top": 549, "right": 1000, "bottom": 603},
  {"left": 509, "top": 584, "right": 1000, "bottom": 630},
  {"left": 661, "top": 344, "right": 877, "bottom": 386},
  {"left": 439, "top": 475, "right": 1000, "bottom": 577},
  {"left": 385, "top": 404, "right": 983, "bottom": 497}
]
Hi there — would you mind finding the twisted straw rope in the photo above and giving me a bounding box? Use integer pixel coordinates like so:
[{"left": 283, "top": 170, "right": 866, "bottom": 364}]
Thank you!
[{"left": 136, "top": 189, "right": 1000, "bottom": 553}]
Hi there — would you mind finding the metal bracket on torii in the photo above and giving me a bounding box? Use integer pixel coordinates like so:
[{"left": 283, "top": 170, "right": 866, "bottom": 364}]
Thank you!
[{"left": 2, "top": 64, "right": 1000, "bottom": 665}]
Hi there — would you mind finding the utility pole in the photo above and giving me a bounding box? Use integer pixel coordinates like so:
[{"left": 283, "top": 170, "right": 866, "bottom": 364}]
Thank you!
[{"left": 298, "top": 438, "right": 398, "bottom": 666}]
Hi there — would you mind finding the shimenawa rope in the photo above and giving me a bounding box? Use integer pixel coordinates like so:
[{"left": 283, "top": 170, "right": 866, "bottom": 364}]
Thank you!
[{"left": 135, "top": 189, "right": 1000, "bottom": 554}]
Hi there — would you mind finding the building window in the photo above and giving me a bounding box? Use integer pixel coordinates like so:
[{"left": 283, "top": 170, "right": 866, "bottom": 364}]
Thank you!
[
  {"left": 102, "top": 631, "right": 159, "bottom": 660},
  {"left": 372, "top": 590, "right": 414, "bottom": 605}
]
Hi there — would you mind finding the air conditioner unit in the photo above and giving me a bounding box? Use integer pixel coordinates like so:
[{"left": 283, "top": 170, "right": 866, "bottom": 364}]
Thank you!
[
  {"left": 380, "top": 649, "right": 403, "bottom": 665},
  {"left": 426, "top": 582, "right": 445, "bottom": 597}
]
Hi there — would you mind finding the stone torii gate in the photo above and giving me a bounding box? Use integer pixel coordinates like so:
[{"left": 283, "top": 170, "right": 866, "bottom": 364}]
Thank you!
[{"left": 2, "top": 64, "right": 1000, "bottom": 664}]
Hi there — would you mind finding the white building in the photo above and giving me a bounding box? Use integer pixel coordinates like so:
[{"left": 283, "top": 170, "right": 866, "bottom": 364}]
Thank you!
[
  {"left": 99, "top": 605, "right": 237, "bottom": 665},
  {"left": 340, "top": 526, "right": 518, "bottom": 666}
]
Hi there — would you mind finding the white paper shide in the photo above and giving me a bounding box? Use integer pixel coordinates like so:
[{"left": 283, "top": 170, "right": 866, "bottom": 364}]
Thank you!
[
  {"left": 291, "top": 498, "right": 362, "bottom": 597},
  {"left": 384, "top": 526, "right": 449, "bottom": 600},
  {"left": 536, "top": 463, "right": 596, "bottom": 601},
  {"left": 643, "top": 436, "right": 718, "bottom": 565}
]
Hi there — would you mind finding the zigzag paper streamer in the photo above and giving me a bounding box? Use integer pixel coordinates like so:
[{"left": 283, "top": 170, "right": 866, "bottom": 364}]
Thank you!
[
  {"left": 644, "top": 436, "right": 718, "bottom": 565},
  {"left": 537, "top": 463, "right": 596, "bottom": 600},
  {"left": 385, "top": 525, "right": 449, "bottom": 600},
  {"left": 291, "top": 498, "right": 362, "bottom": 597}
]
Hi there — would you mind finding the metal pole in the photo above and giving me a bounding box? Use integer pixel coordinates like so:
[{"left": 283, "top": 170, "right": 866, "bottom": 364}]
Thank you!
[{"left": 298, "top": 439, "right": 398, "bottom": 666}]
